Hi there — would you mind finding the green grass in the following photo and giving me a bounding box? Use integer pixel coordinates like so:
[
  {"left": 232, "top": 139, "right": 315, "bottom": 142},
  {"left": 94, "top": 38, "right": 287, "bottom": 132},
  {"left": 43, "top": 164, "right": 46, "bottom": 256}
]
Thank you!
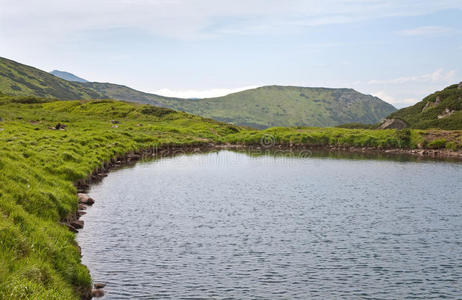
[
  {"left": 223, "top": 127, "right": 456, "bottom": 150},
  {"left": 0, "top": 97, "right": 240, "bottom": 299},
  {"left": 0, "top": 96, "right": 460, "bottom": 299}
]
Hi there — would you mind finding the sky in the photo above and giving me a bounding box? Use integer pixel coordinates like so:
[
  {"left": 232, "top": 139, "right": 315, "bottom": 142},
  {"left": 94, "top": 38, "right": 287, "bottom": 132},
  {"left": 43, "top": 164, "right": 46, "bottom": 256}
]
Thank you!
[{"left": 0, "top": 0, "right": 461, "bottom": 107}]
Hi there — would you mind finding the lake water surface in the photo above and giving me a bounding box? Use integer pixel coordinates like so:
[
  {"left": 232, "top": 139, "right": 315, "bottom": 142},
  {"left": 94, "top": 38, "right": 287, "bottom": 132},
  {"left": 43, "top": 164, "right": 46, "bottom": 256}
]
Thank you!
[{"left": 77, "top": 151, "right": 462, "bottom": 299}]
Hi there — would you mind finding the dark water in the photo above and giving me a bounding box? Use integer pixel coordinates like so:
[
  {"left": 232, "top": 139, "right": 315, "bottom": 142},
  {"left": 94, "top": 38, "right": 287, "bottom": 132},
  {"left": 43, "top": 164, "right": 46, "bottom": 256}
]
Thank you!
[{"left": 77, "top": 151, "right": 462, "bottom": 299}]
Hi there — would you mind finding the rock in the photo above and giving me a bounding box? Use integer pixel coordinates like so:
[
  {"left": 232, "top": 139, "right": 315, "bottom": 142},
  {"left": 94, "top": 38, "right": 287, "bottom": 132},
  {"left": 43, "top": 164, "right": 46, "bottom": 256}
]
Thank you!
[
  {"left": 435, "top": 96, "right": 441, "bottom": 105},
  {"left": 70, "top": 220, "right": 84, "bottom": 229},
  {"left": 422, "top": 101, "right": 433, "bottom": 112},
  {"left": 55, "top": 123, "right": 66, "bottom": 130},
  {"left": 378, "top": 119, "right": 408, "bottom": 130},
  {"left": 77, "top": 210, "right": 86, "bottom": 217},
  {"left": 458, "top": 82, "right": 462, "bottom": 90},
  {"left": 78, "top": 193, "right": 95, "bottom": 205},
  {"left": 110, "top": 120, "right": 120, "bottom": 124},
  {"left": 112, "top": 125, "right": 119, "bottom": 128},
  {"left": 78, "top": 204, "right": 87, "bottom": 210},
  {"left": 66, "top": 224, "right": 78, "bottom": 233},
  {"left": 91, "top": 289, "right": 105, "bottom": 298},
  {"left": 438, "top": 108, "right": 455, "bottom": 119},
  {"left": 422, "top": 96, "right": 442, "bottom": 112},
  {"left": 127, "top": 153, "right": 141, "bottom": 160},
  {"left": 94, "top": 283, "right": 106, "bottom": 289},
  {"left": 136, "top": 123, "right": 143, "bottom": 127}
]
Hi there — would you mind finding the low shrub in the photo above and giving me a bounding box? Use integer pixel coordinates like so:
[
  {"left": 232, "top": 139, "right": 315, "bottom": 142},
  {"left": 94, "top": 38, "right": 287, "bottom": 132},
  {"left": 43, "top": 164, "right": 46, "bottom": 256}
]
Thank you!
[{"left": 427, "top": 139, "right": 447, "bottom": 149}]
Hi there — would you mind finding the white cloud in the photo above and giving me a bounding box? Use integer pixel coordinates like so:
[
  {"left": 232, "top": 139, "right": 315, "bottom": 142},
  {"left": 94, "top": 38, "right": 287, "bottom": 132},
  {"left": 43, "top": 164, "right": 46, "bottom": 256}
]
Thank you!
[
  {"left": 367, "top": 69, "right": 456, "bottom": 85},
  {"left": 364, "top": 69, "right": 458, "bottom": 107},
  {"left": 372, "top": 91, "right": 417, "bottom": 106},
  {"left": 398, "top": 26, "right": 452, "bottom": 36},
  {"left": 152, "top": 85, "right": 260, "bottom": 98},
  {"left": 1, "top": 0, "right": 461, "bottom": 41}
]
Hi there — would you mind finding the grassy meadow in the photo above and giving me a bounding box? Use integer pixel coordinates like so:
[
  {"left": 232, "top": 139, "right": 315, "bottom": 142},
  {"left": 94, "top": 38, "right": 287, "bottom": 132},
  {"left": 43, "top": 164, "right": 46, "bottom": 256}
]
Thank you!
[{"left": 0, "top": 96, "right": 461, "bottom": 299}]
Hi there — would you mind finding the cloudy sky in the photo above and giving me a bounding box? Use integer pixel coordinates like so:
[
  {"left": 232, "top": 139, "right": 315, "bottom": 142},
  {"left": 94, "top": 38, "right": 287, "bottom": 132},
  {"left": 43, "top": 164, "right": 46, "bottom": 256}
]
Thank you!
[{"left": 1, "top": 0, "right": 461, "bottom": 107}]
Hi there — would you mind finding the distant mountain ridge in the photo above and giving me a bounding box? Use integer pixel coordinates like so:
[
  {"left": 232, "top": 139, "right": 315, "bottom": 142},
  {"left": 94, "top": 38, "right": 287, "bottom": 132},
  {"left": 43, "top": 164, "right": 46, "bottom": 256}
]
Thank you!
[
  {"left": 171, "top": 85, "right": 396, "bottom": 128},
  {"left": 50, "top": 70, "right": 88, "bottom": 82},
  {"left": 0, "top": 56, "right": 396, "bottom": 128}
]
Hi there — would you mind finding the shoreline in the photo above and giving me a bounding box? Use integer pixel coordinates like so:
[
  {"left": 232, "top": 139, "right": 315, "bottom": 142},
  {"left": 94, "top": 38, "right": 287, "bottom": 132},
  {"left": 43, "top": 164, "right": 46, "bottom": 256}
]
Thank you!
[{"left": 69, "top": 142, "right": 461, "bottom": 298}]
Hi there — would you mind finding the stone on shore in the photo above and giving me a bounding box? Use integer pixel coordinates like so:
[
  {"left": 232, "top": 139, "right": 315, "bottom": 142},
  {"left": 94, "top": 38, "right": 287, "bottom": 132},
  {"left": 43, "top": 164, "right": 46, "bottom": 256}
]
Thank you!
[
  {"left": 91, "top": 289, "right": 105, "bottom": 297},
  {"left": 94, "top": 283, "right": 106, "bottom": 289},
  {"left": 78, "top": 193, "right": 95, "bottom": 205},
  {"left": 70, "top": 220, "right": 84, "bottom": 229},
  {"left": 66, "top": 224, "right": 78, "bottom": 233}
]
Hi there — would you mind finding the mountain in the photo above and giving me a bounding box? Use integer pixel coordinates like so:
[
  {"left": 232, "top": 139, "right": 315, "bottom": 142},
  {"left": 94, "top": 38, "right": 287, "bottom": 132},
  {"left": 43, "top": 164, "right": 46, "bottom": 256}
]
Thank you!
[
  {"left": 166, "top": 86, "right": 396, "bottom": 128},
  {"left": 0, "top": 57, "right": 100, "bottom": 99},
  {"left": 76, "top": 83, "right": 396, "bottom": 128},
  {"left": 77, "top": 81, "right": 181, "bottom": 106},
  {"left": 50, "top": 70, "right": 88, "bottom": 82},
  {"left": 0, "top": 56, "right": 396, "bottom": 128},
  {"left": 386, "top": 83, "right": 462, "bottom": 130}
]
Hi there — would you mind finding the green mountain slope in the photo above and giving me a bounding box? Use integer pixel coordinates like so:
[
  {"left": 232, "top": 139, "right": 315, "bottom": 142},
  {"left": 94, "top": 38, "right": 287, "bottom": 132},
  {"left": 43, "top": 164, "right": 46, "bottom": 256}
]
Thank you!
[
  {"left": 0, "top": 56, "right": 396, "bottom": 128},
  {"left": 50, "top": 70, "right": 88, "bottom": 82},
  {"left": 387, "top": 83, "right": 462, "bottom": 129},
  {"left": 0, "top": 57, "right": 100, "bottom": 99},
  {"left": 169, "top": 86, "right": 396, "bottom": 128},
  {"left": 75, "top": 83, "right": 396, "bottom": 128},
  {"left": 77, "top": 81, "right": 182, "bottom": 106}
]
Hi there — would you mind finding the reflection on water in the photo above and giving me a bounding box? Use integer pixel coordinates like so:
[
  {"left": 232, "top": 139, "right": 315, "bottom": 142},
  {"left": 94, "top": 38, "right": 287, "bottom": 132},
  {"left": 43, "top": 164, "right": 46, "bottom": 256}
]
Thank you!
[{"left": 77, "top": 151, "right": 462, "bottom": 299}]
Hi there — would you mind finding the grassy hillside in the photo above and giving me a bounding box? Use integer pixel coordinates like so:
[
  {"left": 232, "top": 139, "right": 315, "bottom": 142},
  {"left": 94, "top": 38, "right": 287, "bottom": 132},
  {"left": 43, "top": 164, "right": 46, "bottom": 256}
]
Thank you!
[
  {"left": 1, "top": 57, "right": 396, "bottom": 128},
  {"left": 387, "top": 83, "right": 462, "bottom": 129},
  {"left": 76, "top": 84, "right": 396, "bottom": 128},
  {"left": 173, "top": 86, "right": 396, "bottom": 128},
  {"left": 0, "top": 96, "right": 240, "bottom": 299},
  {"left": 0, "top": 57, "right": 100, "bottom": 99},
  {"left": 77, "top": 81, "right": 181, "bottom": 107},
  {"left": 0, "top": 95, "right": 460, "bottom": 299}
]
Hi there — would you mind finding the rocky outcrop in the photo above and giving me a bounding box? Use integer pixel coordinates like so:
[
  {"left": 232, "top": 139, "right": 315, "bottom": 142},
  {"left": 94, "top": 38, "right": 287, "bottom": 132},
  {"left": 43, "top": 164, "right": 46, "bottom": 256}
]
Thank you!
[
  {"left": 422, "top": 102, "right": 432, "bottom": 112},
  {"left": 438, "top": 108, "right": 455, "bottom": 119},
  {"left": 458, "top": 82, "right": 462, "bottom": 90},
  {"left": 422, "top": 96, "right": 442, "bottom": 112},
  {"left": 435, "top": 96, "right": 441, "bottom": 105},
  {"left": 378, "top": 118, "right": 408, "bottom": 129}
]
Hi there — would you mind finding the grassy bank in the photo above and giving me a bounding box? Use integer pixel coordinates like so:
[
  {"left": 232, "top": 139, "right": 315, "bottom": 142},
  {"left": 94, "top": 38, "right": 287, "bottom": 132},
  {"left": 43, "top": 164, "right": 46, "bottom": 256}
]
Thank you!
[
  {"left": 0, "top": 97, "right": 461, "bottom": 299},
  {"left": 0, "top": 97, "right": 238, "bottom": 299},
  {"left": 225, "top": 126, "right": 462, "bottom": 151}
]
